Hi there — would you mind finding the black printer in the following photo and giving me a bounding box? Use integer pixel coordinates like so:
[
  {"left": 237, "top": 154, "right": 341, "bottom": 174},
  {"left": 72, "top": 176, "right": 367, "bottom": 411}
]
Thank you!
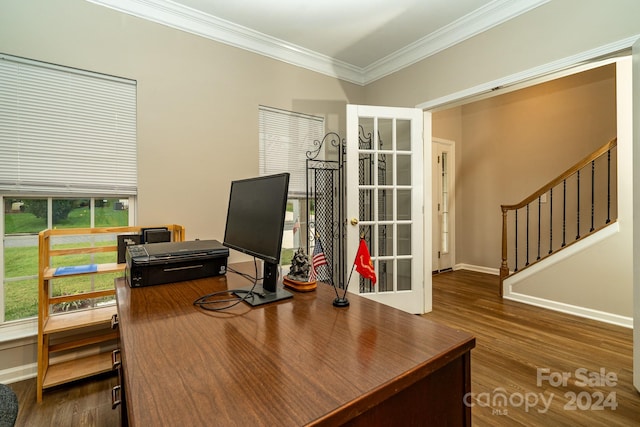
[{"left": 125, "top": 239, "right": 229, "bottom": 287}]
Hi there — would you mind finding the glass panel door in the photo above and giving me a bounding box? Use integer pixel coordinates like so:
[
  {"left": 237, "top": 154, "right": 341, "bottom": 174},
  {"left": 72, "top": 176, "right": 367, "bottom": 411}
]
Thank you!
[{"left": 346, "top": 105, "right": 424, "bottom": 314}]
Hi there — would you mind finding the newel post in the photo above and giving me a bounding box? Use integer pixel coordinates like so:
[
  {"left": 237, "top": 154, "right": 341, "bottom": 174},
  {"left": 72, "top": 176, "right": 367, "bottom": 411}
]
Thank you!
[{"left": 499, "top": 206, "right": 509, "bottom": 297}]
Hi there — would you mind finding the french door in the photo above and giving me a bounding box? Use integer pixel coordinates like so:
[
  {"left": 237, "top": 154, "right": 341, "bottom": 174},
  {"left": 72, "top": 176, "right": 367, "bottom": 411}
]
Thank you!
[{"left": 345, "top": 105, "right": 425, "bottom": 314}]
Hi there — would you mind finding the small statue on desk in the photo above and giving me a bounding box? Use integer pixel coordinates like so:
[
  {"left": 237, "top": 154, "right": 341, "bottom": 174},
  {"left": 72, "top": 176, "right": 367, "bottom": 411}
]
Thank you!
[
  {"left": 283, "top": 247, "right": 317, "bottom": 292},
  {"left": 288, "top": 248, "right": 310, "bottom": 280}
]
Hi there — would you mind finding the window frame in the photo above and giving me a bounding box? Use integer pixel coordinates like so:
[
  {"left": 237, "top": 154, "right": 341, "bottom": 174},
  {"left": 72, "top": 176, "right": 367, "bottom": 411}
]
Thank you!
[
  {"left": 0, "top": 195, "right": 136, "bottom": 338},
  {"left": 0, "top": 54, "right": 138, "bottom": 338}
]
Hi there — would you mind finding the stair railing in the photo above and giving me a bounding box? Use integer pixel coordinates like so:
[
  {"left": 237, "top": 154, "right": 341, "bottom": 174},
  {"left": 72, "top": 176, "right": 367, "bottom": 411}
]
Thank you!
[{"left": 499, "top": 138, "right": 617, "bottom": 295}]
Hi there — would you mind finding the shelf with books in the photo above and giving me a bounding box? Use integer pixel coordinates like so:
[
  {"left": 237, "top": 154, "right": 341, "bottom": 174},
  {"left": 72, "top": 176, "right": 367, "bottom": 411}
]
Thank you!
[{"left": 36, "top": 224, "right": 185, "bottom": 402}]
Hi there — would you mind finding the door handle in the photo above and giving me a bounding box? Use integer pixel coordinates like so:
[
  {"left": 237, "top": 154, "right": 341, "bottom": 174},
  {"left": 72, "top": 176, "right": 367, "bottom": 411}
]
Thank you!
[{"left": 350, "top": 218, "right": 359, "bottom": 226}]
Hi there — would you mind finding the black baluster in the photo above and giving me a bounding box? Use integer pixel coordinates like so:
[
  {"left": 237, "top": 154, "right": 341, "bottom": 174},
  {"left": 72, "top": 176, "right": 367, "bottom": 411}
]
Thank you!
[
  {"left": 576, "top": 170, "right": 580, "bottom": 240},
  {"left": 537, "top": 196, "right": 541, "bottom": 260},
  {"left": 590, "top": 160, "right": 595, "bottom": 232},
  {"left": 606, "top": 149, "right": 611, "bottom": 224},
  {"left": 514, "top": 210, "right": 518, "bottom": 272},
  {"left": 562, "top": 180, "right": 566, "bottom": 247},
  {"left": 525, "top": 204, "right": 530, "bottom": 266},
  {"left": 549, "top": 188, "right": 553, "bottom": 254}
]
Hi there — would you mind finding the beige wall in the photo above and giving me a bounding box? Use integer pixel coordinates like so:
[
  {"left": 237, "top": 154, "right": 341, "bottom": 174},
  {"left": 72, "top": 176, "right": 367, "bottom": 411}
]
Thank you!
[
  {"left": 1, "top": 0, "right": 640, "bottom": 382},
  {"left": 1, "top": 0, "right": 636, "bottom": 290},
  {"left": 363, "top": 0, "right": 640, "bottom": 270},
  {"left": 506, "top": 58, "right": 633, "bottom": 319},
  {"left": 363, "top": 0, "right": 639, "bottom": 325},
  {"left": 364, "top": 0, "right": 640, "bottom": 107},
  {"left": 0, "top": 0, "right": 364, "bottom": 247},
  {"left": 0, "top": 0, "right": 363, "bottom": 380},
  {"left": 434, "top": 64, "right": 617, "bottom": 269}
]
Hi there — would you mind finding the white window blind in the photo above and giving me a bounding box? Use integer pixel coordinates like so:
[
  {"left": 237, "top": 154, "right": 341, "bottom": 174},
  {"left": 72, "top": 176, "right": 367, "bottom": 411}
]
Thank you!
[
  {"left": 259, "top": 106, "right": 324, "bottom": 195},
  {"left": 0, "top": 54, "right": 137, "bottom": 195}
]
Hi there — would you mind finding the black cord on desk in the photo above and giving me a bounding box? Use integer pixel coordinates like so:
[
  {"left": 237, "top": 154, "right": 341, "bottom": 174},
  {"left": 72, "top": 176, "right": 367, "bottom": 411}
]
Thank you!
[{"left": 193, "top": 259, "right": 261, "bottom": 311}]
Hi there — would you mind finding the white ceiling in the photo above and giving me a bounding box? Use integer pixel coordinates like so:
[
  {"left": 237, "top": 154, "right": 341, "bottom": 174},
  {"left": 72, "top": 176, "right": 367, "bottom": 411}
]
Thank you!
[
  {"left": 175, "top": 0, "right": 496, "bottom": 68},
  {"left": 88, "top": 0, "right": 549, "bottom": 85}
]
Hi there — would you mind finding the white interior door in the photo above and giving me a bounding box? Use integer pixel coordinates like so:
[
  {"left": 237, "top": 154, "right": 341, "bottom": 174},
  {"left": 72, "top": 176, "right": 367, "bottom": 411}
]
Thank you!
[
  {"left": 432, "top": 138, "right": 455, "bottom": 272},
  {"left": 346, "top": 104, "right": 424, "bottom": 314}
]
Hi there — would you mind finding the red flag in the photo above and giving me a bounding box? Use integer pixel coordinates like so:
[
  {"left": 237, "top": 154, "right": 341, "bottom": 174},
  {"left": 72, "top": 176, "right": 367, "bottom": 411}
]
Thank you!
[
  {"left": 309, "top": 238, "right": 327, "bottom": 282},
  {"left": 354, "top": 239, "right": 376, "bottom": 284}
]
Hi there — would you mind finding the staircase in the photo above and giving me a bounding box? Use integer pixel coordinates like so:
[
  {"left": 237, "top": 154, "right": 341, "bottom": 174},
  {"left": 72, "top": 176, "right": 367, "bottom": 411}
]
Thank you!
[{"left": 499, "top": 138, "right": 618, "bottom": 295}]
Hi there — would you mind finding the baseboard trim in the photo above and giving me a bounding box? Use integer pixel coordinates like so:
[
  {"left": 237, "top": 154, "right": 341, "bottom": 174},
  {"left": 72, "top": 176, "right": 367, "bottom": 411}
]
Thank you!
[
  {"left": 454, "top": 263, "right": 499, "bottom": 275},
  {"left": 452, "top": 263, "right": 632, "bottom": 328},
  {"left": 504, "top": 292, "right": 633, "bottom": 329},
  {"left": 0, "top": 363, "right": 36, "bottom": 385}
]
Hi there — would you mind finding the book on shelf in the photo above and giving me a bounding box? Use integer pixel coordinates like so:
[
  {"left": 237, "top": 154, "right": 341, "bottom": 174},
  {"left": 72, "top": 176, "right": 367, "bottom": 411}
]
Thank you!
[{"left": 54, "top": 264, "right": 98, "bottom": 276}]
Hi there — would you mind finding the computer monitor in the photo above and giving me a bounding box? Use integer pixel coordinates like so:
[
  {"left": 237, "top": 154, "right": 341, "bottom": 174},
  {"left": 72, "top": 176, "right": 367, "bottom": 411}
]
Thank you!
[{"left": 223, "top": 173, "right": 293, "bottom": 306}]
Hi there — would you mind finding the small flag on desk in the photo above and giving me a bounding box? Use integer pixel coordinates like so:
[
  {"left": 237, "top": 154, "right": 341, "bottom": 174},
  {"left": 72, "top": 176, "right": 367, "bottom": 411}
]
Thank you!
[
  {"left": 354, "top": 239, "right": 376, "bottom": 285},
  {"left": 309, "top": 238, "right": 327, "bottom": 282}
]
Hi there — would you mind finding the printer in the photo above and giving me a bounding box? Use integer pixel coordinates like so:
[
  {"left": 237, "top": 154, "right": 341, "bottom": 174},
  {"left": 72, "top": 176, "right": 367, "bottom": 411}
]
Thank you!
[{"left": 125, "top": 239, "right": 229, "bottom": 287}]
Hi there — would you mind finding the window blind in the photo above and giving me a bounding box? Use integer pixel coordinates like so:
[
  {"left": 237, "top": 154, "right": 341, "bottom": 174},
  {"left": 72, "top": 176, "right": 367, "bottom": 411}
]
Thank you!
[
  {"left": 0, "top": 54, "right": 137, "bottom": 195},
  {"left": 258, "top": 106, "right": 324, "bottom": 196}
]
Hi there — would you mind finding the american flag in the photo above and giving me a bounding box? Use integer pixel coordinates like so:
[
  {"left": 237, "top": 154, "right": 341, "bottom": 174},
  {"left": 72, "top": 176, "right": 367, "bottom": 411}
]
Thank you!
[{"left": 309, "top": 238, "right": 327, "bottom": 282}]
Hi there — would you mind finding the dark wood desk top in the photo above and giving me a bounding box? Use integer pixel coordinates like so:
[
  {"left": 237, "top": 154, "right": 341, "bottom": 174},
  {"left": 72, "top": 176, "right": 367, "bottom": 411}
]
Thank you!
[{"left": 115, "top": 266, "right": 475, "bottom": 426}]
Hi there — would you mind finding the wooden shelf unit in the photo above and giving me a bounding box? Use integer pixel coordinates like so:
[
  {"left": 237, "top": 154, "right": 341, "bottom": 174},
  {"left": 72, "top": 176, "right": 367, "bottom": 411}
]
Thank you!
[{"left": 37, "top": 225, "right": 185, "bottom": 402}]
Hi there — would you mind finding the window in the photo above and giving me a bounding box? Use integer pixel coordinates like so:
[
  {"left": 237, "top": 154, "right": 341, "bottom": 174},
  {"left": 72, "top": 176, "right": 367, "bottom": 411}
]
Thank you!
[
  {"left": 3, "top": 197, "right": 134, "bottom": 323},
  {"left": 258, "top": 106, "right": 324, "bottom": 265},
  {"left": 0, "top": 54, "right": 137, "bottom": 327}
]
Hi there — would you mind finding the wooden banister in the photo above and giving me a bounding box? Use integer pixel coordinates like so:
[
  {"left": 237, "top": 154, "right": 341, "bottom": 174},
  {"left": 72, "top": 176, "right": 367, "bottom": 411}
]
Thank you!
[
  {"left": 501, "top": 138, "right": 616, "bottom": 211},
  {"left": 500, "top": 208, "right": 509, "bottom": 297},
  {"left": 499, "top": 137, "right": 617, "bottom": 294}
]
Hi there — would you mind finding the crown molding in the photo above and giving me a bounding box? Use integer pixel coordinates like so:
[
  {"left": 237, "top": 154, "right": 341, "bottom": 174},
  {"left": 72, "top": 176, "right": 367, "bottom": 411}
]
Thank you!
[
  {"left": 87, "top": 0, "right": 549, "bottom": 86},
  {"left": 362, "top": 0, "right": 550, "bottom": 84}
]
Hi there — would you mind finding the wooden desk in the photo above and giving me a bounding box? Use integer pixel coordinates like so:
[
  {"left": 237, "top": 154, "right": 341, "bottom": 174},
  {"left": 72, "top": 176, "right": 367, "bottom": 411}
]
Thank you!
[{"left": 114, "top": 267, "right": 475, "bottom": 426}]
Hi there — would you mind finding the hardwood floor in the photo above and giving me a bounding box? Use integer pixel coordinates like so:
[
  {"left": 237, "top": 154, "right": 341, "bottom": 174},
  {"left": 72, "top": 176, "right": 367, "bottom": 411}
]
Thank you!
[
  {"left": 9, "top": 372, "right": 120, "bottom": 427},
  {"left": 426, "top": 269, "right": 639, "bottom": 426},
  {"left": 6, "top": 269, "right": 638, "bottom": 426}
]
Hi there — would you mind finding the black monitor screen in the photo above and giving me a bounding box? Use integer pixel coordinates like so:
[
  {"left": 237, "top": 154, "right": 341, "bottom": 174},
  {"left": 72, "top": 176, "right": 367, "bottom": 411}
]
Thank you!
[{"left": 223, "top": 173, "right": 290, "bottom": 296}]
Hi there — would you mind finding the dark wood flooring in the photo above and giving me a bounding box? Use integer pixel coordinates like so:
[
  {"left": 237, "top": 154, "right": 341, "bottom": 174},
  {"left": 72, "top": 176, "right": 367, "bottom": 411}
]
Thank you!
[
  {"left": 426, "top": 269, "right": 639, "bottom": 426},
  {"left": 9, "top": 371, "right": 119, "bottom": 426},
  {"left": 6, "top": 269, "right": 639, "bottom": 426}
]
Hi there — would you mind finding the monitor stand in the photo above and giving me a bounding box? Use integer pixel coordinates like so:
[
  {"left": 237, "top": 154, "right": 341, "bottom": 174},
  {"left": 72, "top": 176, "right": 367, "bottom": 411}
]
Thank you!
[
  {"left": 232, "top": 261, "right": 293, "bottom": 306},
  {"left": 233, "top": 285, "right": 293, "bottom": 307}
]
